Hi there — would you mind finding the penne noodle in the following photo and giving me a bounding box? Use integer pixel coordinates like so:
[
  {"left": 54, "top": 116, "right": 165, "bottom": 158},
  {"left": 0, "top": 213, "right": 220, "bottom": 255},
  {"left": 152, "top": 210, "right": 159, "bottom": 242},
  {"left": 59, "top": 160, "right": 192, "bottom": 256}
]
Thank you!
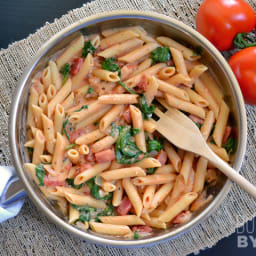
[
  {"left": 67, "top": 149, "right": 79, "bottom": 164},
  {"left": 207, "top": 142, "right": 229, "bottom": 162},
  {"left": 132, "top": 174, "right": 176, "bottom": 186},
  {"left": 100, "top": 29, "right": 139, "bottom": 49},
  {"left": 39, "top": 155, "right": 52, "bottom": 163},
  {"left": 170, "top": 47, "right": 188, "bottom": 76},
  {"left": 24, "top": 163, "right": 39, "bottom": 185},
  {"left": 158, "top": 192, "right": 198, "bottom": 222},
  {"left": 61, "top": 92, "right": 74, "bottom": 110},
  {"left": 31, "top": 104, "right": 43, "bottom": 129},
  {"left": 193, "top": 157, "right": 208, "bottom": 194},
  {"left": 156, "top": 78, "right": 189, "bottom": 101},
  {"left": 167, "top": 175, "right": 185, "bottom": 208},
  {"left": 165, "top": 93, "right": 205, "bottom": 119},
  {"left": 184, "top": 88, "right": 209, "bottom": 107},
  {"left": 49, "top": 60, "right": 62, "bottom": 90},
  {"left": 72, "top": 53, "right": 94, "bottom": 89},
  {"left": 74, "top": 162, "right": 111, "bottom": 185},
  {"left": 48, "top": 78, "right": 72, "bottom": 117},
  {"left": 27, "top": 87, "right": 39, "bottom": 128},
  {"left": 100, "top": 167, "right": 146, "bottom": 181},
  {"left": 143, "top": 120, "right": 157, "bottom": 133},
  {"left": 99, "top": 215, "right": 145, "bottom": 226},
  {"left": 24, "top": 139, "right": 35, "bottom": 148},
  {"left": 64, "top": 192, "right": 106, "bottom": 209},
  {"left": 155, "top": 164, "right": 175, "bottom": 174},
  {"left": 78, "top": 144, "right": 89, "bottom": 155},
  {"left": 89, "top": 221, "right": 132, "bottom": 236},
  {"left": 164, "top": 141, "right": 181, "bottom": 172},
  {"left": 180, "top": 152, "right": 194, "bottom": 185},
  {"left": 98, "top": 38, "right": 144, "bottom": 58},
  {"left": 144, "top": 76, "right": 159, "bottom": 105},
  {"left": 132, "top": 58, "right": 152, "bottom": 76},
  {"left": 99, "top": 94, "right": 138, "bottom": 105},
  {"left": 101, "top": 181, "right": 116, "bottom": 192},
  {"left": 69, "top": 205, "right": 80, "bottom": 224},
  {"left": 158, "top": 66, "right": 176, "bottom": 80},
  {"left": 135, "top": 158, "right": 161, "bottom": 169},
  {"left": 213, "top": 100, "right": 230, "bottom": 146},
  {"left": 99, "top": 105, "right": 124, "bottom": 132},
  {"left": 32, "top": 130, "right": 46, "bottom": 165},
  {"left": 118, "top": 42, "right": 159, "bottom": 63},
  {"left": 75, "top": 129, "right": 105, "bottom": 145},
  {"left": 122, "top": 178, "right": 143, "bottom": 216},
  {"left": 38, "top": 93, "right": 48, "bottom": 114},
  {"left": 54, "top": 104, "right": 65, "bottom": 134},
  {"left": 91, "top": 135, "right": 117, "bottom": 153},
  {"left": 41, "top": 113, "right": 56, "bottom": 154},
  {"left": 200, "top": 110, "right": 215, "bottom": 140},
  {"left": 52, "top": 133, "right": 66, "bottom": 171},
  {"left": 143, "top": 217, "right": 167, "bottom": 229},
  {"left": 130, "top": 105, "right": 146, "bottom": 152},
  {"left": 56, "top": 35, "right": 84, "bottom": 69},
  {"left": 41, "top": 66, "right": 52, "bottom": 89},
  {"left": 143, "top": 185, "right": 156, "bottom": 209},
  {"left": 112, "top": 180, "right": 123, "bottom": 207},
  {"left": 47, "top": 84, "right": 57, "bottom": 101},
  {"left": 166, "top": 73, "right": 192, "bottom": 87},
  {"left": 93, "top": 69, "right": 120, "bottom": 82},
  {"left": 195, "top": 79, "right": 219, "bottom": 118}
]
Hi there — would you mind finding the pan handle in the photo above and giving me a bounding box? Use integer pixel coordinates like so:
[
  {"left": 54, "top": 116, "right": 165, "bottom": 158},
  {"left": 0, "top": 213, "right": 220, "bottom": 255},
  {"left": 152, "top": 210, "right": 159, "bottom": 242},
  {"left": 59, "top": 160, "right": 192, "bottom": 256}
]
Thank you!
[{"left": 0, "top": 166, "right": 26, "bottom": 205}]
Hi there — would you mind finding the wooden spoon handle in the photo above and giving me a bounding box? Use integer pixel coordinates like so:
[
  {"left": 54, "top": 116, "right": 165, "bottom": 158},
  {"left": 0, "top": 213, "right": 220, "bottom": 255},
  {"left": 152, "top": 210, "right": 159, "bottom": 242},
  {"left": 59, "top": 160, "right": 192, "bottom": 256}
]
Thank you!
[{"left": 208, "top": 151, "right": 256, "bottom": 199}]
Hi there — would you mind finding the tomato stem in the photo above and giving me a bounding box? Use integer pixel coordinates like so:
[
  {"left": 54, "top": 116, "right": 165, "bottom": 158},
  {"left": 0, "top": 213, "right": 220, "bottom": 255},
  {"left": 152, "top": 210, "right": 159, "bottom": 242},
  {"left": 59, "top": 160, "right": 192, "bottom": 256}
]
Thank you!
[{"left": 233, "top": 32, "right": 256, "bottom": 49}]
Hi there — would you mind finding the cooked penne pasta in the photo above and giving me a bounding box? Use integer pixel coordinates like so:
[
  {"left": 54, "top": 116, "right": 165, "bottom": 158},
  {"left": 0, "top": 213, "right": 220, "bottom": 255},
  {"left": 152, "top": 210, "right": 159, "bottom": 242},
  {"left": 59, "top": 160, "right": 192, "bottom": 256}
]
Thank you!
[{"left": 24, "top": 27, "right": 236, "bottom": 237}]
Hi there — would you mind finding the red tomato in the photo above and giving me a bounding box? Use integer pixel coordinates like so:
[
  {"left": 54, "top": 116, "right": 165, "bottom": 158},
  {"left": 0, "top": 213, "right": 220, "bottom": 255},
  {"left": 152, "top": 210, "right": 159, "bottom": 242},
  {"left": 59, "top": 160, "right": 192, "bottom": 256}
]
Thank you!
[
  {"left": 131, "top": 225, "right": 152, "bottom": 234},
  {"left": 156, "top": 150, "right": 168, "bottom": 165},
  {"left": 70, "top": 58, "right": 83, "bottom": 75},
  {"left": 196, "top": 0, "right": 256, "bottom": 51},
  {"left": 229, "top": 47, "right": 256, "bottom": 104},
  {"left": 43, "top": 176, "right": 66, "bottom": 187},
  {"left": 95, "top": 148, "right": 115, "bottom": 163},
  {"left": 117, "top": 196, "right": 132, "bottom": 216}
]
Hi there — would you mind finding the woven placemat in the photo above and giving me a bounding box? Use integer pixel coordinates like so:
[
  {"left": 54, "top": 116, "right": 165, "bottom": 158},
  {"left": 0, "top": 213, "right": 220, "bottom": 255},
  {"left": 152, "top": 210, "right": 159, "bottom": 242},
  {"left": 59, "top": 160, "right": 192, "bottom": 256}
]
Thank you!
[{"left": 1, "top": 0, "right": 256, "bottom": 255}]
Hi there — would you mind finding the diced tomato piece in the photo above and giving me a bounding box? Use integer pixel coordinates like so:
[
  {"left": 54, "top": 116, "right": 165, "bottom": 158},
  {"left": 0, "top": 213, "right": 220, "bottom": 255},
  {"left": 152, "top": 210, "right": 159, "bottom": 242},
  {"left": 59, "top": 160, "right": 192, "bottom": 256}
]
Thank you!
[
  {"left": 131, "top": 225, "right": 152, "bottom": 233},
  {"left": 166, "top": 60, "right": 174, "bottom": 66},
  {"left": 85, "top": 150, "right": 96, "bottom": 163},
  {"left": 137, "top": 74, "right": 148, "bottom": 91},
  {"left": 137, "top": 153, "right": 145, "bottom": 161},
  {"left": 117, "top": 196, "right": 132, "bottom": 216},
  {"left": 123, "top": 107, "right": 132, "bottom": 124},
  {"left": 69, "top": 128, "right": 87, "bottom": 143},
  {"left": 156, "top": 150, "right": 168, "bottom": 165},
  {"left": 43, "top": 176, "right": 66, "bottom": 187},
  {"left": 189, "top": 114, "right": 204, "bottom": 125},
  {"left": 222, "top": 126, "right": 232, "bottom": 144},
  {"left": 70, "top": 58, "right": 83, "bottom": 75},
  {"left": 95, "top": 149, "right": 115, "bottom": 163},
  {"left": 172, "top": 210, "right": 192, "bottom": 224}
]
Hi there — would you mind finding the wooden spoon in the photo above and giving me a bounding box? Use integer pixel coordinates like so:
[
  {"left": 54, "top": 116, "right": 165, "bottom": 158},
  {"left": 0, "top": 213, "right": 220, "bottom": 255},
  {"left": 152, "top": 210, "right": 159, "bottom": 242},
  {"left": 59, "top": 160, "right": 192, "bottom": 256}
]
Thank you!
[{"left": 151, "top": 102, "right": 256, "bottom": 198}]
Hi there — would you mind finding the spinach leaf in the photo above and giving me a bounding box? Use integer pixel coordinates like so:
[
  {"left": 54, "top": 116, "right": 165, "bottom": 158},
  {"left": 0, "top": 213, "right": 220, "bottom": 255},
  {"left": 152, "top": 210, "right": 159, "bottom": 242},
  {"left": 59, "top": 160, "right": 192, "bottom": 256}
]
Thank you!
[
  {"left": 119, "top": 81, "right": 136, "bottom": 94},
  {"left": 223, "top": 137, "right": 237, "bottom": 154},
  {"left": 66, "top": 178, "right": 83, "bottom": 189},
  {"left": 210, "top": 124, "right": 215, "bottom": 136},
  {"left": 74, "top": 105, "right": 88, "bottom": 112},
  {"left": 86, "top": 177, "right": 113, "bottom": 200},
  {"left": 193, "top": 46, "right": 203, "bottom": 56},
  {"left": 115, "top": 126, "right": 145, "bottom": 164},
  {"left": 196, "top": 123, "right": 202, "bottom": 129},
  {"left": 101, "top": 57, "right": 121, "bottom": 76},
  {"left": 88, "top": 86, "right": 94, "bottom": 94},
  {"left": 72, "top": 204, "right": 95, "bottom": 223},
  {"left": 94, "top": 204, "right": 114, "bottom": 222},
  {"left": 138, "top": 94, "right": 156, "bottom": 120},
  {"left": 148, "top": 139, "right": 162, "bottom": 152},
  {"left": 60, "top": 63, "right": 70, "bottom": 85},
  {"left": 134, "top": 230, "right": 140, "bottom": 239},
  {"left": 36, "top": 164, "right": 45, "bottom": 186},
  {"left": 131, "top": 128, "right": 140, "bottom": 136},
  {"left": 65, "top": 143, "right": 76, "bottom": 150},
  {"left": 62, "top": 119, "right": 70, "bottom": 141},
  {"left": 26, "top": 147, "right": 34, "bottom": 153},
  {"left": 110, "top": 122, "right": 121, "bottom": 137},
  {"left": 147, "top": 167, "right": 156, "bottom": 175},
  {"left": 151, "top": 46, "right": 171, "bottom": 63},
  {"left": 82, "top": 41, "right": 96, "bottom": 58}
]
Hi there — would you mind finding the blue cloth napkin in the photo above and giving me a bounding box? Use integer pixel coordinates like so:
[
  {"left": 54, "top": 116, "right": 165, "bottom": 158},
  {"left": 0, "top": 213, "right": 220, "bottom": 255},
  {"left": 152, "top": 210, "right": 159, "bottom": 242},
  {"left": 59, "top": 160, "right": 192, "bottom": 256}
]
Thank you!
[{"left": 0, "top": 166, "right": 25, "bottom": 223}]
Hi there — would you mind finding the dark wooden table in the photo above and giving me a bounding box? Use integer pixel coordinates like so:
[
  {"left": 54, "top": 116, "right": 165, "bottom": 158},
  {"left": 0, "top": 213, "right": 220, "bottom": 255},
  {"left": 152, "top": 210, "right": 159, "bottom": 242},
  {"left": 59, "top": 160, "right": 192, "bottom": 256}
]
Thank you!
[{"left": 0, "top": 0, "right": 255, "bottom": 255}]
